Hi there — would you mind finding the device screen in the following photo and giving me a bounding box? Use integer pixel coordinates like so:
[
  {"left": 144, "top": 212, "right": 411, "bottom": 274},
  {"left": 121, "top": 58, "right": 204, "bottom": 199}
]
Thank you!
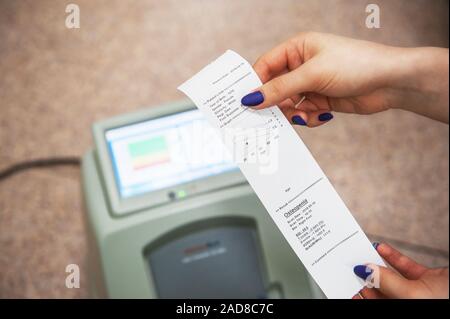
[{"left": 105, "top": 109, "right": 237, "bottom": 198}]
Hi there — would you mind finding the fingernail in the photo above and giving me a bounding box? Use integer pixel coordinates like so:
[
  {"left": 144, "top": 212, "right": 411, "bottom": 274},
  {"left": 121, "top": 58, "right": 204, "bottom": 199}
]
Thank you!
[
  {"left": 353, "top": 265, "right": 373, "bottom": 280},
  {"left": 241, "top": 91, "right": 264, "bottom": 107},
  {"left": 372, "top": 242, "right": 380, "bottom": 250},
  {"left": 292, "top": 115, "right": 307, "bottom": 126},
  {"left": 318, "top": 112, "right": 333, "bottom": 122}
]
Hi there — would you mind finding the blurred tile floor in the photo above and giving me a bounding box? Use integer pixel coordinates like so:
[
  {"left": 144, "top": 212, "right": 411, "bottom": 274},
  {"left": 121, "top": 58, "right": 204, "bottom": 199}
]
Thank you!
[{"left": 0, "top": 0, "right": 448, "bottom": 298}]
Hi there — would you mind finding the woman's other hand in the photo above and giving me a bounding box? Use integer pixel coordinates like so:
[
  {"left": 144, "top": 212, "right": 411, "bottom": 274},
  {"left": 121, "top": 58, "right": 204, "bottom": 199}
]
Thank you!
[{"left": 353, "top": 243, "right": 449, "bottom": 299}]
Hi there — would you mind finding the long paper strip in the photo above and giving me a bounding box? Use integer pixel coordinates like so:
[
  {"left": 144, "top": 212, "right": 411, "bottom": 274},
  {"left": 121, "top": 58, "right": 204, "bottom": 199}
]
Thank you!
[{"left": 178, "top": 50, "right": 384, "bottom": 299}]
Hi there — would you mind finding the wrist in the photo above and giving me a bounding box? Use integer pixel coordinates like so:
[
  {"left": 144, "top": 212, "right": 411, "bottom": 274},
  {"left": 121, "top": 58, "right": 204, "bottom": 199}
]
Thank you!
[{"left": 386, "top": 47, "right": 449, "bottom": 122}]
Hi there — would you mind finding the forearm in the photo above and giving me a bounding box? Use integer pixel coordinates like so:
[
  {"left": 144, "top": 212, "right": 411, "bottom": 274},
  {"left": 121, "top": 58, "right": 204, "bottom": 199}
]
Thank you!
[{"left": 388, "top": 47, "right": 449, "bottom": 123}]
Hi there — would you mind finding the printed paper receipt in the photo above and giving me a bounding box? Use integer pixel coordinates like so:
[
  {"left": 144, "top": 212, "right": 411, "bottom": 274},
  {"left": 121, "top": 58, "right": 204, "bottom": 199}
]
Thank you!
[{"left": 178, "top": 50, "right": 384, "bottom": 299}]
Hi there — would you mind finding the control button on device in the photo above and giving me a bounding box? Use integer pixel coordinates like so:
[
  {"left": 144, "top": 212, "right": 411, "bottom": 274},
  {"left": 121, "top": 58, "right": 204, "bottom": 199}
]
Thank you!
[{"left": 168, "top": 191, "right": 176, "bottom": 201}]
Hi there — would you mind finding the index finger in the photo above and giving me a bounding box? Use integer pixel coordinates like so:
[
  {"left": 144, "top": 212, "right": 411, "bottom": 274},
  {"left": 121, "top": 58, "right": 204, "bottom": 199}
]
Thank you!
[{"left": 253, "top": 35, "right": 305, "bottom": 83}]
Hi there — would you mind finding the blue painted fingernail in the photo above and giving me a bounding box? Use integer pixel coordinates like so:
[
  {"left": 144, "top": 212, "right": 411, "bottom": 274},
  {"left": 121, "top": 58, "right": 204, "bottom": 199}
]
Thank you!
[
  {"left": 241, "top": 91, "right": 264, "bottom": 107},
  {"left": 318, "top": 113, "right": 333, "bottom": 121},
  {"left": 354, "top": 265, "right": 373, "bottom": 280},
  {"left": 372, "top": 242, "right": 380, "bottom": 250},
  {"left": 292, "top": 115, "right": 307, "bottom": 126}
]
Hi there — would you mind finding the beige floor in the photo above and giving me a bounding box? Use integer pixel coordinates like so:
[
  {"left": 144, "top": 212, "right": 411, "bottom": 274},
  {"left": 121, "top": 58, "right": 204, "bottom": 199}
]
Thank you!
[{"left": 0, "top": 0, "right": 448, "bottom": 298}]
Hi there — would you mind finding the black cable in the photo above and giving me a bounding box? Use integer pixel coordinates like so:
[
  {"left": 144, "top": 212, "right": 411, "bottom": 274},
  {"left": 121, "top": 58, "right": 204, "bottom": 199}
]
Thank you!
[{"left": 0, "top": 157, "right": 81, "bottom": 181}]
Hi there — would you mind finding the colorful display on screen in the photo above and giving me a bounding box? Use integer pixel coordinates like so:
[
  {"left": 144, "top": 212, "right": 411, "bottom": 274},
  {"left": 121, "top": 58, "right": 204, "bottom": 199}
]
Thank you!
[
  {"left": 128, "top": 136, "right": 171, "bottom": 170},
  {"left": 105, "top": 109, "right": 237, "bottom": 198}
]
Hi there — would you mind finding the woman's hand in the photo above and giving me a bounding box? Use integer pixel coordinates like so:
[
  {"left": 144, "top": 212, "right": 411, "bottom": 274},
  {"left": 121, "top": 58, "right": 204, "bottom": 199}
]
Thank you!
[
  {"left": 241, "top": 32, "right": 449, "bottom": 126},
  {"left": 353, "top": 243, "right": 449, "bottom": 299}
]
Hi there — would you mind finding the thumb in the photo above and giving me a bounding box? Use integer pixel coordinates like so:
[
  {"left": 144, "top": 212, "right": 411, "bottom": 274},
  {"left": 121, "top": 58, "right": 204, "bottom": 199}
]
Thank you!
[
  {"left": 355, "top": 264, "right": 418, "bottom": 299},
  {"left": 241, "top": 62, "right": 317, "bottom": 109}
]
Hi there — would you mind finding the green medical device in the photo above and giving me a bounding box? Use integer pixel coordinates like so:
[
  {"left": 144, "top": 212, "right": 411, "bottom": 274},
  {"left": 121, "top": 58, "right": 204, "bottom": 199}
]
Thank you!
[{"left": 82, "top": 100, "right": 323, "bottom": 298}]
